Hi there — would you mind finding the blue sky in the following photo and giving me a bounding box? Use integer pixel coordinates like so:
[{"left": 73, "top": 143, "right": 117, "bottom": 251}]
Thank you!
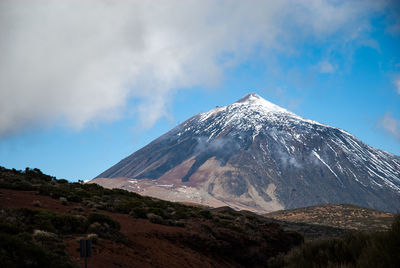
[{"left": 0, "top": 1, "right": 399, "bottom": 181}]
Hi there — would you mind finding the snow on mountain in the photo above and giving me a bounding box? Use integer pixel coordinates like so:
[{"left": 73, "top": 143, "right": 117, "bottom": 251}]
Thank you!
[{"left": 91, "top": 93, "right": 400, "bottom": 213}]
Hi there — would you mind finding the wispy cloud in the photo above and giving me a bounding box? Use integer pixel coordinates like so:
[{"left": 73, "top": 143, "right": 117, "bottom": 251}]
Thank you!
[
  {"left": 377, "top": 112, "right": 399, "bottom": 140},
  {"left": 0, "top": 0, "right": 390, "bottom": 136},
  {"left": 395, "top": 78, "right": 400, "bottom": 94},
  {"left": 317, "top": 60, "right": 335, "bottom": 74}
]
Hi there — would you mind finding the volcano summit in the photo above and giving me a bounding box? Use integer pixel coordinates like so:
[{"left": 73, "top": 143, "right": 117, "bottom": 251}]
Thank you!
[{"left": 91, "top": 93, "right": 400, "bottom": 213}]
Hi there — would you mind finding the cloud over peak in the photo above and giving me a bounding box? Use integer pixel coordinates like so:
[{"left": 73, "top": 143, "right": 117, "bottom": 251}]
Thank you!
[{"left": 0, "top": 0, "right": 390, "bottom": 136}]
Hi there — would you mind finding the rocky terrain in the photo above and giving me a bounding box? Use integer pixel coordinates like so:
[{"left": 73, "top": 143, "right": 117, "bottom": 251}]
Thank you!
[{"left": 93, "top": 93, "right": 400, "bottom": 213}]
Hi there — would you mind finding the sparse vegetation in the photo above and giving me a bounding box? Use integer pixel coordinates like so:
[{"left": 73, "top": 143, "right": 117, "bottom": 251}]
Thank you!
[
  {"left": 0, "top": 206, "right": 128, "bottom": 267},
  {"left": 0, "top": 209, "right": 77, "bottom": 267},
  {"left": 269, "top": 214, "right": 400, "bottom": 267},
  {"left": 3, "top": 165, "right": 399, "bottom": 268},
  {"left": 0, "top": 166, "right": 304, "bottom": 267}
]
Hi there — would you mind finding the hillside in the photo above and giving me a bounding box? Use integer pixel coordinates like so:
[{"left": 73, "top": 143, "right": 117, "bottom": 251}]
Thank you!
[
  {"left": 0, "top": 166, "right": 302, "bottom": 267},
  {"left": 1, "top": 166, "right": 400, "bottom": 267}
]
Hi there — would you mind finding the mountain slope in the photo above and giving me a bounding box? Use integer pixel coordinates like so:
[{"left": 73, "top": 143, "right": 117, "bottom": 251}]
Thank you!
[{"left": 92, "top": 93, "right": 400, "bottom": 213}]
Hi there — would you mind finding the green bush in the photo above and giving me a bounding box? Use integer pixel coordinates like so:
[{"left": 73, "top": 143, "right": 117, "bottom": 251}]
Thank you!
[
  {"left": 0, "top": 232, "right": 76, "bottom": 268},
  {"left": 115, "top": 200, "right": 143, "bottom": 213},
  {"left": 147, "top": 213, "right": 164, "bottom": 224},
  {"left": 173, "top": 207, "right": 190, "bottom": 219},
  {"left": 199, "top": 210, "right": 213, "bottom": 219},
  {"left": 87, "top": 213, "right": 120, "bottom": 230},
  {"left": 33, "top": 210, "right": 57, "bottom": 233},
  {"left": 59, "top": 197, "right": 68, "bottom": 205},
  {"left": 1, "top": 208, "right": 88, "bottom": 235},
  {"left": 147, "top": 207, "right": 168, "bottom": 218},
  {"left": 0, "top": 222, "right": 23, "bottom": 235},
  {"left": 23, "top": 167, "right": 55, "bottom": 183},
  {"left": 0, "top": 232, "right": 51, "bottom": 267},
  {"left": 130, "top": 207, "right": 148, "bottom": 219},
  {"left": 13, "top": 180, "right": 34, "bottom": 190},
  {"left": 87, "top": 233, "right": 99, "bottom": 244},
  {"left": 171, "top": 221, "right": 185, "bottom": 227},
  {"left": 33, "top": 230, "right": 59, "bottom": 243},
  {"left": 32, "top": 200, "right": 41, "bottom": 207},
  {"left": 53, "top": 214, "right": 87, "bottom": 234},
  {"left": 0, "top": 207, "right": 90, "bottom": 267}
]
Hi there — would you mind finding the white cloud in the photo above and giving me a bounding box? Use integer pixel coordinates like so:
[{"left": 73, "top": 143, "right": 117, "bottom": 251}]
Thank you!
[
  {"left": 377, "top": 113, "right": 399, "bottom": 139},
  {"left": 318, "top": 60, "right": 335, "bottom": 74},
  {"left": 0, "top": 0, "right": 389, "bottom": 136},
  {"left": 395, "top": 78, "right": 400, "bottom": 94}
]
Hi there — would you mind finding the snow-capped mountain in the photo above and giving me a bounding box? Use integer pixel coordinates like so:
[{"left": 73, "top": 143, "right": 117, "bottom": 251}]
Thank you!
[{"left": 91, "top": 93, "right": 400, "bottom": 213}]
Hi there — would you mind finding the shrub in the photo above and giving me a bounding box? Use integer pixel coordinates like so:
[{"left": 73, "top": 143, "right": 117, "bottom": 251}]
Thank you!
[
  {"left": 173, "top": 208, "right": 190, "bottom": 219},
  {"left": 201, "top": 224, "right": 213, "bottom": 233},
  {"left": 52, "top": 214, "right": 87, "bottom": 234},
  {"left": 115, "top": 200, "right": 147, "bottom": 214},
  {"left": 87, "top": 222, "right": 103, "bottom": 234},
  {"left": 216, "top": 220, "right": 245, "bottom": 233},
  {"left": 0, "top": 222, "right": 23, "bottom": 235},
  {"left": 87, "top": 221, "right": 126, "bottom": 242},
  {"left": 174, "top": 221, "right": 186, "bottom": 227},
  {"left": 147, "top": 213, "right": 163, "bottom": 224},
  {"left": 391, "top": 214, "right": 400, "bottom": 234},
  {"left": 33, "top": 230, "right": 58, "bottom": 242},
  {"left": 33, "top": 210, "right": 57, "bottom": 233},
  {"left": 32, "top": 200, "right": 41, "bottom": 207},
  {"left": 199, "top": 210, "right": 213, "bottom": 219},
  {"left": 147, "top": 207, "right": 167, "bottom": 218},
  {"left": 87, "top": 213, "right": 120, "bottom": 230},
  {"left": 0, "top": 232, "right": 75, "bottom": 268},
  {"left": 5, "top": 179, "right": 34, "bottom": 190},
  {"left": 59, "top": 197, "right": 68, "bottom": 205},
  {"left": 130, "top": 207, "right": 148, "bottom": 219},
  {"left": 87, "top": 233, "right": 99, "bottom": 244},
  {"left": 71, "top": 206, "right": 85, "bottom": 214},
  {"left": 66, "top": 194, "right": 81, "bottom": 203},
  {"left": 29, "top": 210, "right": 87, "bottom": 234},
  {"left": 0, "top": 232, "right": 50, "bottom": 267}
]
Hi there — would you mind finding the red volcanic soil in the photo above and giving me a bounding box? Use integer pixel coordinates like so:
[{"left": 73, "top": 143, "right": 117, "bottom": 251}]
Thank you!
[{"left": 0, "top": 189, "right": 229, "bottom": 267}]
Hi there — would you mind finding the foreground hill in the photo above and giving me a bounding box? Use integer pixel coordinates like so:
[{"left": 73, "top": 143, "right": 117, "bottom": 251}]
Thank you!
[
  {"left": 0, "top": 167, "right": 302, "bottom": 267},
  {"left": 1, "top": 167, "right": 399, "bottom": 267},
  {"left": 93, "top": 93, "right": 400, "bottom": 213}
]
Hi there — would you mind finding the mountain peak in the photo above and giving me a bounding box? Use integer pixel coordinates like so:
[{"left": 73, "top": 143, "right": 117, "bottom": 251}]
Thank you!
[
  {"left": 236, "top": 93, "right": 263, "bottom": 103},
  {"left": 234, "top": 92, "right": 289, "bottom": 114}
]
